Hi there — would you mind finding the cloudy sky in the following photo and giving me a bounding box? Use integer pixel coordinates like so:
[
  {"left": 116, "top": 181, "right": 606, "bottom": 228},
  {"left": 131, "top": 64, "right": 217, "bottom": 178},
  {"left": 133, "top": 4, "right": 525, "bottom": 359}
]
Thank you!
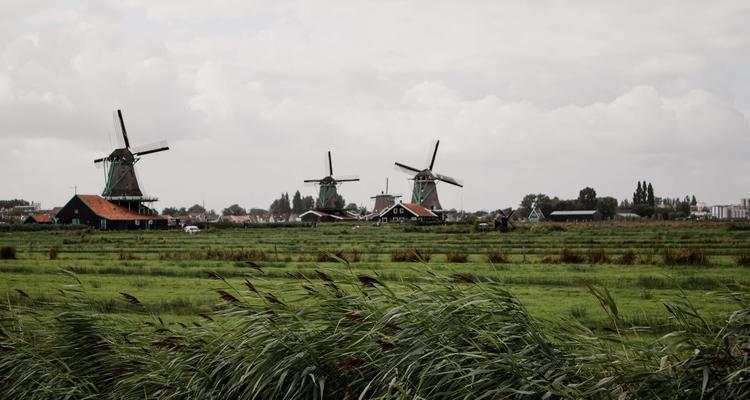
[{"left": 1, "top": 1, "right": 749, "bottom": 212}]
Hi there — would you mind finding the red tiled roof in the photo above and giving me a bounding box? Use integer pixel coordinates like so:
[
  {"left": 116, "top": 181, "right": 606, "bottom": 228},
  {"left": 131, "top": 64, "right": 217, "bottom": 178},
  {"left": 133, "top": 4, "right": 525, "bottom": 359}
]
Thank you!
[
  {"left": 32, "top": 214, "right": 53, "bottom": 223},
  {"left": 77, "top": 195, "right": 164, "bottom": 221},
  {"left": 401, "top": 203, "right": 438, "bottom": 218}
]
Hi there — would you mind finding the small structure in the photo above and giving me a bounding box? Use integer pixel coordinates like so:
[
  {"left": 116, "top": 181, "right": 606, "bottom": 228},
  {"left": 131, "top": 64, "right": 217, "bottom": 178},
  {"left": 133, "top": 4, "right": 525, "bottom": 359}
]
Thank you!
[
  {"left": 711, "top": 205, "right": 748, "bottom": 219},
  {"left": 548, "top": 210, "right": 602, "bottom": 222},
  {"left": 23, "top": 213, "right": 54, "bottom": 224},
  {"left": 56, "top": 194, "right": 166, "bottom": 230},
  {"left": 378, "top": 202, "right": 440, "bottom": 223},
  {"left": 615, "top": 212, "right": 641, "bottom": 220},
  {"left": 528, "top": 203, "right": 544, "bottom": 222},
  {"left": 299, "top": 209, "right": 359, "bottom": 223}
]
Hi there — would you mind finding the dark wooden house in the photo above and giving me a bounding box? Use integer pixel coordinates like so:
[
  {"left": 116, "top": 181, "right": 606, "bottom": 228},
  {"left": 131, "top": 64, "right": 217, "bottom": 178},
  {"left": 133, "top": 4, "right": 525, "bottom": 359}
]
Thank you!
[
  {"left": 56, "top": 194, "right": 167, "bottom": 230},
  {"left": 548, "top": 210, "right": 602, "bottom": 222},
  {"left": 378, "top": 202, "right": 440, "bottom": 223},
  {"left": 23, "top": 213, "right": 54, "bottom": 224}
]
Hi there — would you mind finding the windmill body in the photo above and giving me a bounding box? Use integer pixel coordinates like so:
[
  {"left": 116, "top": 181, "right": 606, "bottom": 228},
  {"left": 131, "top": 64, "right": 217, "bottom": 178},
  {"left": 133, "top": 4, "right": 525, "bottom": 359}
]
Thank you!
[
  {"left": 94, "top": 110, "right": 169, "bottom": 213},
  {"left": 303, "top": 151, "right": 359, "bottom": 212},
  {"left": 395, "top": 140, "right": 463, "bottom": 212},
  {"left": 370, "top": 178, "right": 401, "bottom": 216}
]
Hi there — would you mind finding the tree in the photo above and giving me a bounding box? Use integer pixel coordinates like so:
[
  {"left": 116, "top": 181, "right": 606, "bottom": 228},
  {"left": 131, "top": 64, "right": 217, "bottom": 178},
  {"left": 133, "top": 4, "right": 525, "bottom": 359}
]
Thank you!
[
  {"left": 162, "top": 207, "right": 179, "bottom": 216},
  {"left": 292, "top": 191, "right": 304, "bottom": 214},
  {"left": 222, "top": 204, "right": 247, "bottom": 216},
  {"left": 302, "top": 196, "right": 315, "bottom": 210},
  {"left": 647, "top": 183, "right": 655, "bottom": 207},
  {"left": 691, "top": 195, "right": 697, "bottom": 206},
  {"left": 248, "top": 208, "right": 267, "bottom": 216},
  {"left": 518, "top": 193, "right": 553, "bottom": 218},
  {"left": 634, "top": 182, "right": 643, "bottom": 205},
  {"left": 330, "top": 193, "right": 346, "bottom": 209},
  {"left": 578, "top": 187, "right": 597, "bottom": 209},
  {"left": 269, "top": 193, "right": 292, "bottom": 218},
  {"left": 187, "top": 204, "right": 206, "bottom": 215},
  {"left": 596, "top": 197, "right": 618, "bottom": 220}
]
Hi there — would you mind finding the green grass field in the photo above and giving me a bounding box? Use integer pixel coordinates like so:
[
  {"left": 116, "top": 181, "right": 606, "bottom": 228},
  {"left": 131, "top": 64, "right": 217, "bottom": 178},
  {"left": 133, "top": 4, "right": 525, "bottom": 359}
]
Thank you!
[
  {"left": 2, "top": 221, "right": 750, "bottom": 398},
  {"left": 1, "top": 221, "right": 749, "bottom": 329}
]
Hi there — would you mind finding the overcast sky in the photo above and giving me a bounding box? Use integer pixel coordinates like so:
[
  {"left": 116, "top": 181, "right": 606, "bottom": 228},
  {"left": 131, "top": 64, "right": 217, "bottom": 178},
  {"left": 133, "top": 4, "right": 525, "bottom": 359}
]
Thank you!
[{"left": 1, "top": 1, "right": 749, "bottom": 212}]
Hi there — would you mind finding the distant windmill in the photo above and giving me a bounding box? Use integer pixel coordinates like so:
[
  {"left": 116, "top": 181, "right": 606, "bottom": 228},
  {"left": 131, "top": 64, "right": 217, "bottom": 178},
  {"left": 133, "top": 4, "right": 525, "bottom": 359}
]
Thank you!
[
  {"left": 304, "top": 151, "right": 359, "bottom": 210},
  {"left": 371, "top": 178, "right": 401, "bottom": 215},
  {"left": 93, "top": 110, "right": 169, "bottom": 200},
  {"left": 395, "top": 140, "right": 463, "bottom": 210}
]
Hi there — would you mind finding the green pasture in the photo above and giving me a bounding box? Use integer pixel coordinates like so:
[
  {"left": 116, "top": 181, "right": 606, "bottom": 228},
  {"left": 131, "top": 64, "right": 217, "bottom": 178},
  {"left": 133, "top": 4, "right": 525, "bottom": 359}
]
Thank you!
[{"left": 1, "top": 221, "right": 749, "bottom": 329}]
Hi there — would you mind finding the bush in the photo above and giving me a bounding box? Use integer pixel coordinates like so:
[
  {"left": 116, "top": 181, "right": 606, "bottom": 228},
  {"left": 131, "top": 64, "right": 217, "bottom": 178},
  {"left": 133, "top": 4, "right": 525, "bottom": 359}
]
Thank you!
[
  {"left": 736, "top": 252, "right": 750, "bottom": 267},
  {"left": 586, "top": 249, "right": 611, "bottom": 264},
  {"left": 1, "top": 246, "right": 17, "bottom": 259},
  {"left": 663, "top": 248, "right": 708, "bottom": 266},
  {"left": 390, "top": 249, "right": 432, "bottom": 263},
  {"left": 559, "top": 248, "right": 585, "bottom": 263},
  {"left": 486, "top": 251, "right": 510, "bottom": 264},
  {"left": 445, "top": 251, "right": 468, "bottom": 263},
  {"left": 49, "top": 247, "right": 59, "bottom": 260},
  {"left": 618, "top": 249, "right": 637, "bottom": 265},
  {"left": 118, "top": 251, "right": 139, "bottom": 261}
]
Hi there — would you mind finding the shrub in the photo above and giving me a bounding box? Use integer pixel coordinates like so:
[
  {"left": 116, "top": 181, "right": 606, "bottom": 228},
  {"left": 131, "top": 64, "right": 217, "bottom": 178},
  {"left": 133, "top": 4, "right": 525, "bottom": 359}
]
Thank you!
[
  {"left": 586, "top": 249, "right": 611, "bottom": 264},
  {"left": 390, "top": 249, "right": 431, "bottom": 263},
  {"left": 559, "top": 248, "right": 585, "bottom": 263},
  {"left": 0, "top": 246, "right": 17, "bottom": 260},
  {"left": 663, "top": 248, "right": 708, "bottom": 266},
  {"left": 49, "top": 247, "right": 59, "bottom": 260},
  {"left": 486, "top": 251, "right": 510, "bottom": 264},
  {"left": 736, "top": 252, "right": 750, "bottom": 267},
  {"left": 618, "top": 249, "right": 637, "bottom": 265},
  {"left": 119, "top": 251, "right": 138, "bottom": 261},
  {"left": 445, "top": 251, "right": 468, "bottom": 263},
  {"left": 570, "top": 305, "right": 588, "bottom": 319}
]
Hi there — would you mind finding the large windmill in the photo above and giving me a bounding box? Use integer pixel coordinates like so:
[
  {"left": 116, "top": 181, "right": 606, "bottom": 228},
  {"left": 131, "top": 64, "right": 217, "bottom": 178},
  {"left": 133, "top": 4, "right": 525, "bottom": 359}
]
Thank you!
[
  {"left": 395, "top": 140, "right": 463, "bottom": 211},
  {"left": 304, "top": 151, "right": 359, "bottom": 210},
  {"left": 93, "top": 110, "right": 169, "bottom": 209}
]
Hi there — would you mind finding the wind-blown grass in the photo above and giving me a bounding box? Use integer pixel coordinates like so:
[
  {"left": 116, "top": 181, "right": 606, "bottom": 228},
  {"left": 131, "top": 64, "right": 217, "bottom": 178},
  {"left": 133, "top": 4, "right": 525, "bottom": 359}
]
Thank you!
[{"left": 0, "top": 269, "right": 748, "bottom": 399}]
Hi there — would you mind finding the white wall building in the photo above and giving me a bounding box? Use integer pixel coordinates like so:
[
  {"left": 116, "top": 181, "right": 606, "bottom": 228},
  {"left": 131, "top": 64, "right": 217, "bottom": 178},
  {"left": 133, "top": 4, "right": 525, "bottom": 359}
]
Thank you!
[{"left": 711, "top": 205, "right": 748, "bottom": 219}]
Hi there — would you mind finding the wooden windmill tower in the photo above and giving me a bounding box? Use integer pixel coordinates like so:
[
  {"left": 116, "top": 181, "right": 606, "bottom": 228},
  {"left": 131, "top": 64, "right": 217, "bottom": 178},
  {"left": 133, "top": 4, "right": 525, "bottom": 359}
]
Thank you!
[
  {"left": 370, "top": 178, "right": 401, "bottom": 215},
  {"left": 304, "top": 151, "right": 359, "bottom": 210},
  {"left": 395, "top": 140, "right": 463, "bottom": 211},
  {"left": 93, "top": 110, "right": 170, "bottom": 213}
]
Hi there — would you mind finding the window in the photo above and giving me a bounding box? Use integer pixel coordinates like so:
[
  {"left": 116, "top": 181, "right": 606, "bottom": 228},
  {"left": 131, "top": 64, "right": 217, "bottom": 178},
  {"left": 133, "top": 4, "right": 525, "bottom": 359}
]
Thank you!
[
  {"left": 100, "top": 219, "right": 107, "bottom": 230},
  {"left": 382, "top": 217, "right": 388, "bottom": 223},
  {"left": 72, "top": 218, "right": 80, "bottom": 225}
]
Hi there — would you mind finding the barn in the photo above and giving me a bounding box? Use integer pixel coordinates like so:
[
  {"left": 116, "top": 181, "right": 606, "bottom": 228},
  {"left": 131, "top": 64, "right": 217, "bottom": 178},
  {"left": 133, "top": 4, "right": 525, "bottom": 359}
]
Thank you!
[
  {"left": 299, "top": 210, "right": 359, "bottom": 223},
  {"left": 548, "top": 210, "right": 602, "bottom": 222},
  {"left": 23, "top": 213, "right": 54, "bottom": 224},
  {"left": 56, "top": 194, "right": 167, "bottom": 230},
  {"left": 378, "top": 202, "right": 440, "bottom": 223}
]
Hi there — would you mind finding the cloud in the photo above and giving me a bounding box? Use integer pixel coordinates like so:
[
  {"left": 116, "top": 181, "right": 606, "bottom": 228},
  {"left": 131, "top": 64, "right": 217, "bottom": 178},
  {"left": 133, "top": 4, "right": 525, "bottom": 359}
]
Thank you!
[{"left": 1, "top": 0, "right": 749, "bottom": 211}]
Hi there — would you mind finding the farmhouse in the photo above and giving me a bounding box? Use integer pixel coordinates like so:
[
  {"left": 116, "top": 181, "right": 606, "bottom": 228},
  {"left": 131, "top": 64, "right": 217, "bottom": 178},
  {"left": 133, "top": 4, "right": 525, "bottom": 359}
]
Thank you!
[
  {"left": 56, "top": 194, "right": 167, "bottom": 230},
  {"left": 23, "top": 213, "right": 54, "bottom": 224},
  {"left": 299, "top": 209, "right": 359, "bottom": 223},
  {"left": 378, "top": 202, "right": 440, "bottom": 223},
  {"left": 548, "top": 210, "right": 602, "bottom": 222}
]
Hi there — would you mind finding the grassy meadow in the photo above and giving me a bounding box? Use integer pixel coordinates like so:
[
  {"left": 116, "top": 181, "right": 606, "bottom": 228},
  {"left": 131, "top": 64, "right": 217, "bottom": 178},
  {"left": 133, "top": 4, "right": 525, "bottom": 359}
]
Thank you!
[{"left": 1, "top": 221, "right": 749, "bottom": 398}]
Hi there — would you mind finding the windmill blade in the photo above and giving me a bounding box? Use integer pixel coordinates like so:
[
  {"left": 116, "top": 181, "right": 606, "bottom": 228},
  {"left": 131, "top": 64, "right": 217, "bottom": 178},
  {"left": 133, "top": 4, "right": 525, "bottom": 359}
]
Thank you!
[
  {"left": 93, "top": 156, "right": 108, "bottom": 164},
  {"left": 395, "top": 162, "right": 421, "bottom": 175},
  {"left": 117, "top": 109, "right": 130, "bottom": 148},
  {"left": 336, "top": 178, "right": 360, "bottom": 182},
  {"left": 334, "top": 174, "right": 360, "bottom": 182},
  {"left": 429, "top": 140, "right": 440, "bottom": 170},
  {"left": 132, "top": 140, "right": 170, "bottom": 156},
  {"left": 304, "top": 179, "right": 324, "bottom": 183},
  {"left": 434, "top": 172, "right": 463, "bottom": 187},
  {"left": 328, "top": 151, "right": 333, "bottom": 176}
]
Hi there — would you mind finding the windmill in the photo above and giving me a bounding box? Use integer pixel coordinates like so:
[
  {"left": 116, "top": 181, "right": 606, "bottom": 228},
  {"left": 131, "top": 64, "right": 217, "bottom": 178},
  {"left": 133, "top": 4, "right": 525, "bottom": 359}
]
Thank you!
[
  {"left": 370, "top": 178, "right": 401, "bottom": 215},
  {"left": 395, "top": 140, "right": 463, "bottom": 211},
  {"left": 304, "top": 151, "right": 359, "bottom": 210},
  {"left": 494, "top": 208, "right": 516, "bottom": 232},
  {"left": 93, "top": 110, "right": 169, "bottom": 204}
]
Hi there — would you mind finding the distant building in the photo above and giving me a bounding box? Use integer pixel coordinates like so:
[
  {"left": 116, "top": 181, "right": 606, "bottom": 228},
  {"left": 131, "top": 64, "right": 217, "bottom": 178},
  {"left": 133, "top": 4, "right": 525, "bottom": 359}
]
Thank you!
[
  {"left": 23, "top": 213, "right": 54, "bottom": 224},
  {"left": 615, "top": 212, "right": 641, "bottom": 220},
  {"left": 378, "top": 202, "right": 440, "bottom": 223},
  {"left": 711, "top": 205, "right": 747, "bottom": 220},
  {"left": 548, "top": 210, "right": 602, "bottom": 222},
  {"left": 56, "top": 194, "right": 167, "bottom": 230},
  {"left": 299, "top": 210, "right": 359, "bottom": 223},
  {"left": 221, "top": 215, "right": 253, "bottom": 224}
]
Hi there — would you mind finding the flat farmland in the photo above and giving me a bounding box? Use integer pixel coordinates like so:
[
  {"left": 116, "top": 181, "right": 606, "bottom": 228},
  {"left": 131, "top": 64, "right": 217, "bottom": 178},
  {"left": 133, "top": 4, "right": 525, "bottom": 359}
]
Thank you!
[{"left": 1, "top": 221, "right": 748, "bottom": 329}]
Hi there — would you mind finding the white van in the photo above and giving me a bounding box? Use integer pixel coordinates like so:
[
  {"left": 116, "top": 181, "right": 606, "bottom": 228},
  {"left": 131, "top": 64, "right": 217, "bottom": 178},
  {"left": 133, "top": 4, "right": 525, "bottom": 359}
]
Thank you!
[{"left": 184, "top": 225, "right": 201, "bottom": 234}]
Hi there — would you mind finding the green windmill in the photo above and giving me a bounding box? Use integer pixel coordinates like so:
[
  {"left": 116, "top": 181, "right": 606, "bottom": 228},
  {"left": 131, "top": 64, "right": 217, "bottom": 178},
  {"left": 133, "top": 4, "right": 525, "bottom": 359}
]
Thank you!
[
  {"left": 304, "top": 151, "right": 359, "bottom": 211},
  {"left": 395, "top": 140, "right": 463, "bottom": 211}
]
